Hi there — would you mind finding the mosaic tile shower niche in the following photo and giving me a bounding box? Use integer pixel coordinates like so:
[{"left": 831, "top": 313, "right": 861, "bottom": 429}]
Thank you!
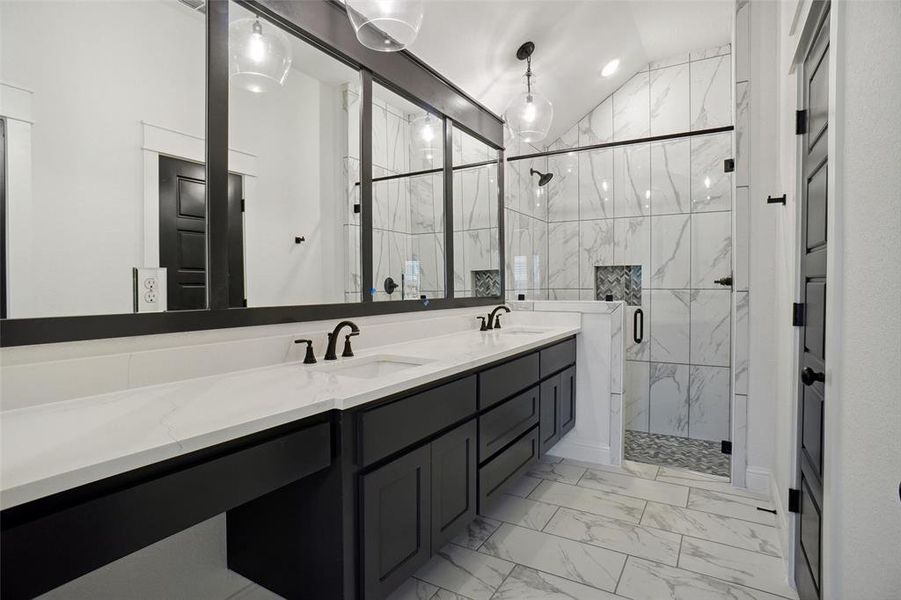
[{"left": 595, "top": 265, "right": 642, "bottom": 305}]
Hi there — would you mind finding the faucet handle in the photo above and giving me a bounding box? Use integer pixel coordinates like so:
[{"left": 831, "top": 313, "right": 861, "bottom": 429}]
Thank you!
[
  {"left": 342, "top": 332, "right": 359, "bottom": 358},
  {"left": 476, "top": 316, "right": 488, "bottom": 331},
  {"left": 294, "top": 339, "right": 317, "bottom": 364},
  {"left": 494, "top": 314, "right": 503, "bottom": 329}
]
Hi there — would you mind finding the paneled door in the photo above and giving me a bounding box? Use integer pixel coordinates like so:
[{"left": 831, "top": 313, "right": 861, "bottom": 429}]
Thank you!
[
  {"left": 158, "top": 157, "right": 244, "bottom": 310},
  {"left": 795, "top": 8, "right": 830, "bottom": 599}
]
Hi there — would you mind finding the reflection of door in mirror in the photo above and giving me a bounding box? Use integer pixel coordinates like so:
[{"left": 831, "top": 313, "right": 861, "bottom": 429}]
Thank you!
[{"left": 158, "top": 157, "right": 244, "bottom": 310}]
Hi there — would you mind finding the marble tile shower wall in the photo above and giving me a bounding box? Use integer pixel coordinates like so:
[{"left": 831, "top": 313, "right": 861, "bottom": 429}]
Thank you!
[
  {"left": 539, "top": 45, "right": 734, "bottom": 444},
  {"left": 504, "top": 137, "right": 550, "bottom": 301},
  {"left": 452, "top": 134, "right": 500, "bottom": 298},
  {"left": 343, "top": 91, "right": 500, "bottom": 301}
]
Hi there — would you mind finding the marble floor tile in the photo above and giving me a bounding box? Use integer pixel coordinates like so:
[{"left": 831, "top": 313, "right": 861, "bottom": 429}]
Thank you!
[
  {"left": 544, "top": 507, "right": 682, "bottom": 566},
  {"left": 579, "top": 468, "right": 690, "bottom": 507},
  {"left": 641, "top": 502, "right": 781, "bottom": 556},
  {"left": 504, "top": 475, "right": 544, "bottom": 498},
  {"left": 226, "top": 583, "right": 287, "bottom": 600},
  {"left": 414, "top": 543, "right": 514, "bottom": 600},
  {"left": 654, "top": 473, "right": 769, "bottom": 501},
  {"left": 686, "top": 488, "right": 777, "bottom": 526},
  {"left": 480, "top": 523, "right": 626, "bottom": 592},
  {"left": 617, "top": 556, "right": 789, "bottom": 600},
  {"left": 656, "top": 465, "right": 730, "bottom": 482},
  {"left": 384, "top": 577, "right": 439, "bottom": 600},
  {"left": 678, "top": 537, "right": 797, "bottom": 598},
  {"left": 480, "top": 493, "right": 559, "bottom": 531},
  {"left": 562, "top": 459, "right": 659, "bottom": 481},
  {"left": 452, "top": 516, "right": 502, "bottom": 550},
  {"left": 529, "top": 480, "right": 647, "bottom": 524},
  {"left": 492, "top": 564, "right": 623, "bottom": 600},
  {"left": 541, "top": 454, "right": 565, "bottom": 464},
  {"left": 526, "top": 460, "right": 588, "bottom": 485}
]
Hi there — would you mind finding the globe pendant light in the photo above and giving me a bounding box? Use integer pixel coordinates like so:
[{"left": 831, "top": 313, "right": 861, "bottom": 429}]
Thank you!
[
  {"left": 411, "top": 113, "right": 439, "bottom": 168},
  {"left": 346, "top": 0, "right": 424, "bottom": 52},
  {"left": 504, "top": 42, "right": 553, "bottom": 144},
  {"left": 229, "top": 16, "right": 292, "bottom": 94}
]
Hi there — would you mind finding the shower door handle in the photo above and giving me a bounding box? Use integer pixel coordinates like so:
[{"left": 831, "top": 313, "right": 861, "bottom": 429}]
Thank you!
[
  {"left": 633, "top": 308, "right": 644, "bottom": 344},
  {"left": 714, "top": 275, "right": 733, "bottom": 287}
]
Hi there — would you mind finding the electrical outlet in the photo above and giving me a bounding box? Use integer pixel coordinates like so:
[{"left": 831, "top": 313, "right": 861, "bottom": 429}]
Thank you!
[{"left": 133, "top": 268, "right": 167, "bottom": 313}]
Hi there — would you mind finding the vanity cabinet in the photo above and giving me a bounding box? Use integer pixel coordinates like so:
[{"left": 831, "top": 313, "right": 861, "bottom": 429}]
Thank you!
[
  {"left": 361, "top": 444, "right": 432, "bottom": 600},
  {"left": 539, "top": 365, "right": 577, "bottom": 454},
  {"left": 361, "top": 418, "right": 476, "bottom": 600}
]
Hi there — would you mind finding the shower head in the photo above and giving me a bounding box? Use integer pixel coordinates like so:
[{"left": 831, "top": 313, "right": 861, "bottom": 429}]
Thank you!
[{"left": 530, "top": 168, "right": 554, "bottom": 187}]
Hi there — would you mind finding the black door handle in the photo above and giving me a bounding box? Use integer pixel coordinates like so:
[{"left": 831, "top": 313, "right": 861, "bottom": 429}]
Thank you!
[
  {"left": 801, "top": 367, "right": 825, "bottom": 386},
  {"left": 715, "top": 276, "right": 733, "bottom": 286},
  {"left": 633, "top": 308, "right": 644, "bottom": 344}
]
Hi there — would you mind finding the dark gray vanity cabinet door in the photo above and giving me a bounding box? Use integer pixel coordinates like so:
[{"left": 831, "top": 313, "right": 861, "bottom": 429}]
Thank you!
[
  {"left": 361, "top": 445, "right": 431, "bottom": 600},
  {"left": 559, "top": 366, "right": 576, "bottom": 436},
  {"left": 539, "top": 375, "right": 561, "bottom": 454},
  {"left": 430, "top": 420, "right": 477, "bottom": 552}
]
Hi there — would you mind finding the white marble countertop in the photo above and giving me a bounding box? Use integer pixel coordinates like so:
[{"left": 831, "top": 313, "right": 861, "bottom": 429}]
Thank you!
[{"left": 0, "top": 324, "right": 579, "bottom": 510}]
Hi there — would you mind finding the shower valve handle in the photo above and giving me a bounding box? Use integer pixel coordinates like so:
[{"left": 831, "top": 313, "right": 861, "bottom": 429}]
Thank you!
[{"left": 714, "top": 276, "right": 733, "bottom": 287}]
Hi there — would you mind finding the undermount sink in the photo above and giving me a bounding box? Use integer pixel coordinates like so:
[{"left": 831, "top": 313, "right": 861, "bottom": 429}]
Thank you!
[
  {"left": 492, "top": 327, "right": 549, "bottom": 335},
  {"left": 315, "top": 355, "right": 431, "bottom": 379}
]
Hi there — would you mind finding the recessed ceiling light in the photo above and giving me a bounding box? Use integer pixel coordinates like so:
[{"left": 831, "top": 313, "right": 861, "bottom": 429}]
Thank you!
[{"left": 601, "top": 58, "right": 620, "bottom": 78}]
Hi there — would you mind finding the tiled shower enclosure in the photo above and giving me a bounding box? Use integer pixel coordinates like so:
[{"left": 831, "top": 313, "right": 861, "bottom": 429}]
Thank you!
[{"left": 505, "top": 45, "right": 735, "bottom": 473}]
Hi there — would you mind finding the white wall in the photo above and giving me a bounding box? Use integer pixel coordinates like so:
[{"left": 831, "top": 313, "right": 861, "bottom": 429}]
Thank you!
[
  {"left": 0, "top": 0, "right": 347, "bottom": 317},
  {"left": 756, "top": 0, "right": 901, "bottom": 595},
  {"left": 822, "top": 1, "right": 901, "bottom": 596}
]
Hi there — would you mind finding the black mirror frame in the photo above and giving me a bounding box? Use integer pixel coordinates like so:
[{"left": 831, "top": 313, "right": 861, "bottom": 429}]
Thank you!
[{"left": 0, "top": 0, "right": 505, "bottom": 347}]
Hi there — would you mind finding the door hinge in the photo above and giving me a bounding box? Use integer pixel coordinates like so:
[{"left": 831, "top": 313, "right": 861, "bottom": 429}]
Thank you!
[
  {"left": 241, "top": 199, "right": 246, "bottom": 212},
  {"left": 723, "top": 158, "right": 735, "bottom": 173},
  {"left": 788, "top": 488, "right": 801, "bottom": 513},
  {"left": 792, "top": 302, "right": 805, "bottom": 327},
  {"left": 242, "top": 298, "right": 248, "bottom": 307},
  {"left": 796, "top": 110, "right": 808, "bottom": 135},
  {"left": 721, "top": 440, "right": 733, "bottom": 455}
]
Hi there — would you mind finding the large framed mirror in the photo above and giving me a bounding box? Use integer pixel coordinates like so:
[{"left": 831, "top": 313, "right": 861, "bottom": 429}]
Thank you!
[{"left": 0, "top": 0, "right": 505, "bottom": 346}]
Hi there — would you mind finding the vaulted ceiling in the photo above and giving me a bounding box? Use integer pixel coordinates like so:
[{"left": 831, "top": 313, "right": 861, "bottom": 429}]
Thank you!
[{"left": 406, "top": 0, "right": 732, "bottom": 143}]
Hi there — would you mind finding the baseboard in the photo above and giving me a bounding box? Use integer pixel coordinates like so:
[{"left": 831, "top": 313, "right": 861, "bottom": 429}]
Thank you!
[
  {"left": 768, "top": 471, "right": 795, "bottom": 590},
  {"left": 746, "top": 466, "right": 772, "bottom": 495},
  {"left": 547, "top": 436, "right": 612, "bottom": 465}
]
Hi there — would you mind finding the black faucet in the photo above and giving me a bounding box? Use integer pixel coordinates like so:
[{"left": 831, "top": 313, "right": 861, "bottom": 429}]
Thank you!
[
  {"left": 486, "top": 305, "right": 511, "bottom": 330},
  {"left": 324, "top": 320, "right": 359, "bottom": 360}
]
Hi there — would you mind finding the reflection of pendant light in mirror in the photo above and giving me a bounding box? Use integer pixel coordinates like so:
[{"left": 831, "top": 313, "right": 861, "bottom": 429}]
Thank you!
[
  {"left": 412, "top": 113, "right": 438, "bottom": 168},
  {"left": 346, "top": 0, "right": 424, "bottom": 52},
  {"left": 504, "top": 42, "right": 553, "bottom": 144},
  {"left": 229, "top": 17, "right": 292, "bottom": 93}
]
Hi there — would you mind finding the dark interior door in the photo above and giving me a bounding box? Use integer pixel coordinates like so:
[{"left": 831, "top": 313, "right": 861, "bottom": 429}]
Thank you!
[
  {"left": 795, "top": 10, "right": 830, "bottom": 600},
  {"left": 158, "top": 156, "right": 244, "bottom": 310}
]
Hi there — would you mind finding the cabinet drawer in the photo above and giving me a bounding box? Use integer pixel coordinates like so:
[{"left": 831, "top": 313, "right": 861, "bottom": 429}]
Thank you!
[
  {"left": 540, "top": 338, "right": 576, "bottom": 378},
  {"left": 479, "top": 353, "right": 539, "bottom": 409},
  {"left": 478, "top": 427, "right": 539, "bottom": 508},
  {"left": 479, "top": 386, "right": 539, "bottom": 461},
  {"left": 358, "top": 376, "right": 477, "bottom": 467}
]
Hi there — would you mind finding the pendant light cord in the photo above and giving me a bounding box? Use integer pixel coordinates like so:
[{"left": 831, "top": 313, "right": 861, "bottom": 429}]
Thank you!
[{"left": 525, "top": 56, "right": 533, "bottom": 97}]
